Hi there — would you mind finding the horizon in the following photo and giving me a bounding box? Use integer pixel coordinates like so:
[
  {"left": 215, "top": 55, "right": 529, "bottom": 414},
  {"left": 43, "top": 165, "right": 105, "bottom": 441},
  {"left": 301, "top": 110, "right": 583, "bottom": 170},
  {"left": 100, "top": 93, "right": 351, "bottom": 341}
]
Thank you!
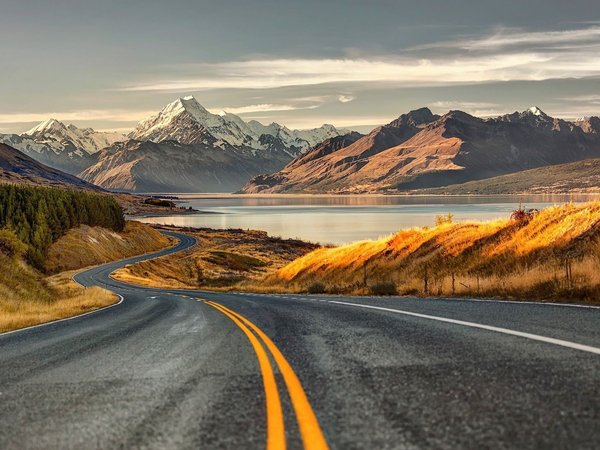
[{"left": 2, "top": 0, "right": 600, "bottom": 134}]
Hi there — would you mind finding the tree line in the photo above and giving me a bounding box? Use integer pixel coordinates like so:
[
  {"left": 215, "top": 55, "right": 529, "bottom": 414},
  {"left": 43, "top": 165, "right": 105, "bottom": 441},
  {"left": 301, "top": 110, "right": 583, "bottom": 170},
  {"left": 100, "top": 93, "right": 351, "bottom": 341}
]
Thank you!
[{"left": 0, "top": 184, "right": 125, "bottom": 268}]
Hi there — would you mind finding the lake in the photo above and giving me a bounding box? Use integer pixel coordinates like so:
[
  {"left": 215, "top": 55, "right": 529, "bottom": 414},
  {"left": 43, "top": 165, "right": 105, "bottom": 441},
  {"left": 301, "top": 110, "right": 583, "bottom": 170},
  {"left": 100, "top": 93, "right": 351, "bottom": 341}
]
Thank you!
[{"left": 137, "top": 194, "right": 600, "bottom": 245}]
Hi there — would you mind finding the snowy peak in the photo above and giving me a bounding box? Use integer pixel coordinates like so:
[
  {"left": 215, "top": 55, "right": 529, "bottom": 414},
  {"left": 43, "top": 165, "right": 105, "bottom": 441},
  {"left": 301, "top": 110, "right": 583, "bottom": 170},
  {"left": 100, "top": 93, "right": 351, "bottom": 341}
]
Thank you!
[
  {"left": 528, "top": 106, "right": 547, "bottom": 117},
  {"left": 497, "top": 106, "right": 555, "bottom": 127},
  {"left": 25, "top": 118, "right": 66, "bottom": 136},
  {"left": 21, "top": 119, "right": 125, "bottom": 154},
  {"left": 0, "top": 118, "right": 126, "bottom": 174},
  {"left": 129, "top": 95, "right": 348, "bottom": 154}
]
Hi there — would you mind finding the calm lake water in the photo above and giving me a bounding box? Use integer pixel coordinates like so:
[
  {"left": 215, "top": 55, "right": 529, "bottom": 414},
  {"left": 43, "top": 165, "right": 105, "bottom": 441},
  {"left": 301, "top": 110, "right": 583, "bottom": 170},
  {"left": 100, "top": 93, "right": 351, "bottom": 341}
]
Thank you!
[{"left": 138, "top": 194, "right": 600, "bottom": 245}]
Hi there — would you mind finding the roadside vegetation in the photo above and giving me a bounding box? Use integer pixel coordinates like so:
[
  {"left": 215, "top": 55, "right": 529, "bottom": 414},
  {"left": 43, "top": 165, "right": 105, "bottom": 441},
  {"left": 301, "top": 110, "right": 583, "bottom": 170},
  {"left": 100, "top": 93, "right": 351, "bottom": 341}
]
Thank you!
[
  {"left": 44, "top": 221, "right": 173, "bottom": 273},
  {"left": 0, "top": 184, "right": 124, "bottom": 268},
  {"left": 113, "top": 227, "right": 318, "bottom": 289},
  {"left": 113, "top": 203, "right": 600, "bottom": 305},
  {"left": 0, "top": 185, "right": 173, "bottom": 332},
  {"left": 269, "top": 202, "right": 600, "bottom": 304}
]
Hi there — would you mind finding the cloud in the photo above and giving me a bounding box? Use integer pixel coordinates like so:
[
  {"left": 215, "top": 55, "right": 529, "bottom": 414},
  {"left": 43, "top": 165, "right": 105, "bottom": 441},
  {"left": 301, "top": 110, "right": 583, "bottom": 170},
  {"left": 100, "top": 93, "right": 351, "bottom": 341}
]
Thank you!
[
  {"left": 117, "top": 26, "right": 600, "bottom": 93},
  {"left": 416, "top": 26, "right": 600, "bottom": 51},
  {"left": 338, "top": 94, "right": 355, "bottom": 103},
  {"left": 559, "top": 94, "right": 600, "bottom": 104},
  {"left": 0, "top": 109, "right": 155, "bottom": 124},
  {"left": 213, "top": 103, "right": 320, "bottom": 115},
  {"left": 429, "top": 101, "right": 504, "bottom": 117}
]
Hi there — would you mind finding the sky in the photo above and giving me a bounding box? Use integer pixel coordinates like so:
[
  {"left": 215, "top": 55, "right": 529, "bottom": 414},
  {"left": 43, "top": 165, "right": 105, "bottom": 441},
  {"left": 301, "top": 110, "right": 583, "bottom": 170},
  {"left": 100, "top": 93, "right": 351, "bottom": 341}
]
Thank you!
[{"left": 1, "top": 0, "right": 600, "bottom": 133}]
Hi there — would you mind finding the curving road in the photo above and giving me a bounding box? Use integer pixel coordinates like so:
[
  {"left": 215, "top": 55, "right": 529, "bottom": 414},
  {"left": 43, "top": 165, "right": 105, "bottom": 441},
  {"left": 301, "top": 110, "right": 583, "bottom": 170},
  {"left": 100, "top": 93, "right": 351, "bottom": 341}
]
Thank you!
[{"left": 1, "top": 231, "right": 599, "bottom": 449}]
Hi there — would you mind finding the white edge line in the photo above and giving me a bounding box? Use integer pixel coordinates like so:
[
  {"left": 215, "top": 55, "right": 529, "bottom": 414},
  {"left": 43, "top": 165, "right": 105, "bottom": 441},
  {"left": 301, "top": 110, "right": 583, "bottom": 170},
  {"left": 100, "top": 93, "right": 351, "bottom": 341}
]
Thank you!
[
  {"left": 235, "top": 291, "right": 600, "bottom": 310},
  {"left": 329, "top": 300, "right": 600, "bottom": 355},
  {"left": 0, "top": 294, "right": 125, "bottom": 337}
]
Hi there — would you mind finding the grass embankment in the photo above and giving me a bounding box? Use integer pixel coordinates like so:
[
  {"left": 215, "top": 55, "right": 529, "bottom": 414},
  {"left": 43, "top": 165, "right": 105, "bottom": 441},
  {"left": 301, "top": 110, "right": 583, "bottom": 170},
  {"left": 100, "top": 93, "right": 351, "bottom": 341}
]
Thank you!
[
  {"left": 0, "top": 253, "right": 115, "bottom": 333},
  {"left": 270, "top": 202, "right": 600, "bottom": 304},
  {"left": 0, "top": 221, "right": 173, "bottom": 333},
  {"left": 113, "top": 227, "right": 318, "bottom": 290},
  {"left": 44, "top": 221, "right": 173, "bottom": 273}
]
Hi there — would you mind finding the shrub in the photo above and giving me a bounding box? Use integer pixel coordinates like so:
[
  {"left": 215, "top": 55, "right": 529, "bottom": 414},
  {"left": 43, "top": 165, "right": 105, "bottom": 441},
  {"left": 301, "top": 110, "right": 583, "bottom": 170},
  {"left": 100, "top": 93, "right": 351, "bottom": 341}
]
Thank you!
[
  {"left": 370, "top": 281, "right": 398, "bottom": 296},
  {"left": 435, "top": 213, "right": 454, "bottom": 226},
  {"left": 0, "top": 228, "right": 27, "bottom": 258},
  {"left": 510, "top": 206, "right": 539, "bottom": 224},
  {"left": 144, "top": 197, "right": 176, "bottom": 208},
  {"left": 307, "top": 282, "right": 326, "bottom": 294}
]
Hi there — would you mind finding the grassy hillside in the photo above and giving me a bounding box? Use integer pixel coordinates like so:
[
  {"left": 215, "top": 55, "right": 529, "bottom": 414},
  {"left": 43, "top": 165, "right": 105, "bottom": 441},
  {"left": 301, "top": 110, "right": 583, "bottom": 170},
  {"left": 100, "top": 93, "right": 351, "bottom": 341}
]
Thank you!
[
  {"left": 45, "top": 221, "right": 173, "bottom": 273},
  {"left": 269, "top": 202, "right": 600, "bottom": 304},
  {"left": 0, "top": 184, "right": 174, "bottom": 332},
  {"left": 1, "top": 221, "right": 173, "bottom": 332},
  {"left": 113, "top": 227, "right": 318, "bottom": 289},
  {"left": 417, "top": 158, "right": 600, "bottom": 195},
  {"left": 0, "top": 256, "right": 115, "bottom": 333},
  {"left": 0, "top": 229, "right": 115, "bottom": 332},
  {"left": 0, "top": 184, "right": 124, "bottom": 268}
]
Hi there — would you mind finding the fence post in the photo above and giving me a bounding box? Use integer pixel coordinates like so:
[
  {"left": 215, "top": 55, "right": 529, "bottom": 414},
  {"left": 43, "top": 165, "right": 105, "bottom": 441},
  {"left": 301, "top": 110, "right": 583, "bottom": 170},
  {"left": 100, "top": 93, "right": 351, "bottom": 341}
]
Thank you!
[
  {"left": 424, "top": 266, "right": 429, "bottom": 295},
  {"left": 451, "top": 272, "right": 455, "bottom": 295}
]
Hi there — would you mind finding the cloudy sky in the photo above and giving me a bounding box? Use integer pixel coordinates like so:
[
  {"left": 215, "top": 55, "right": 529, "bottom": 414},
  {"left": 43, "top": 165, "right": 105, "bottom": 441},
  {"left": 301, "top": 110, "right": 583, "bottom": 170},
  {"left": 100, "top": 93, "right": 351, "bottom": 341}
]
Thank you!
[{"left": 1, "top": 0, "right": 600, "bottom": 133}]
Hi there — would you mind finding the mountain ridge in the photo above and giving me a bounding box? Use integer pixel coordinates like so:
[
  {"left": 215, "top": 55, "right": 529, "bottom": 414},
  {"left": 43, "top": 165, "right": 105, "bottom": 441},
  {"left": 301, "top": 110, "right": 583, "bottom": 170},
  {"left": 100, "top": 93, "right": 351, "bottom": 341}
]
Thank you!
[
  {"left": 0, "top": 142, "right": 101, "bottom": 190},
  {"left": 129, "top": 96, "right": 347, "bottom": 156},
  {"left": 242, "top": 107, "right": 600, "bottom": 194},
  {"left": 0, "top": 120, "right": 125, "bottom": 174}
]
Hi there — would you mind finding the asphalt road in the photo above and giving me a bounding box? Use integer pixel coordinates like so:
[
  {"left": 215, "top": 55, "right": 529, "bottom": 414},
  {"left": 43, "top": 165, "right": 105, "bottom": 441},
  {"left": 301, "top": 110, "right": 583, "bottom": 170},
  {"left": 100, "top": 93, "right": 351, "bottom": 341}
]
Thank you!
[{"left": 1, "top": 231, "right": 599, "bottom": 449}]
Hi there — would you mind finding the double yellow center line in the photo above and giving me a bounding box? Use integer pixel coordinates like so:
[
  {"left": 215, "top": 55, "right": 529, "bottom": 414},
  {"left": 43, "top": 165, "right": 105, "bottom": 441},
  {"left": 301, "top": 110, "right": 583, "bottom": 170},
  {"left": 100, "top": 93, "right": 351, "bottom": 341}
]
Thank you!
[{"left": 205, "top": 300, "right": 328, "bottom": 450}]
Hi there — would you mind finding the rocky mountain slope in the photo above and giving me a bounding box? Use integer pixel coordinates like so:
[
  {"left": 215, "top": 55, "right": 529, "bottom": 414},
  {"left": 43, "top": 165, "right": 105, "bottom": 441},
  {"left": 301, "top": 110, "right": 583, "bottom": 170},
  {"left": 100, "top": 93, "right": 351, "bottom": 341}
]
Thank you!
[
  {"left": 418, "top": 158, "right": 600, "bottom": 195},
  {"left": 81, "top": 96, "right": 347, "bottom": 192},
  {"left": 242, "top": 107, "right": 600, "bottom": 194},
  {"left": 0, "top": 143, "right": 100, "bottom": 190},
  {"left": 79, "top": 139, "right": 293, "bottom": 192},
  {"left": 0, "top": 119, "right": 125, "bottom": 174}
]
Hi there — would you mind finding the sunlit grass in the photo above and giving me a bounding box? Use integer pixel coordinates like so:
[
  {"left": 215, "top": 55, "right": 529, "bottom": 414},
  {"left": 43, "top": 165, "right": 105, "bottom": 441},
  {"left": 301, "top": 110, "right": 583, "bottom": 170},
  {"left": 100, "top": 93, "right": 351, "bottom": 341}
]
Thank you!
[
  {"left": 113, "top": 228, "right": 318, "bottom": 290},
  {"left": 44, "top": 221, "right": 173, "bottom": 273},
  {"left": 269, "top": 202, "right": 600, "bottom": 304},
  {"left": 0, "top": 268, "right": 116, "bottom": 333}
]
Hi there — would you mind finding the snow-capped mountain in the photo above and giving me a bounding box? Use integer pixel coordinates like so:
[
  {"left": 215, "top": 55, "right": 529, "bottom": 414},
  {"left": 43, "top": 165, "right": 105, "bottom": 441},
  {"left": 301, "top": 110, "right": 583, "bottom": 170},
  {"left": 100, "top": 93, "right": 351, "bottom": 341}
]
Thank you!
[
  {"left": 0, "top": 119, "right": 125, "bottom": 174},
  {"left": 24, "top": 119, "right": 124, "bottom": 155},
  {"left": 129, "top": 96, "right": 346, "bottom": 155}
]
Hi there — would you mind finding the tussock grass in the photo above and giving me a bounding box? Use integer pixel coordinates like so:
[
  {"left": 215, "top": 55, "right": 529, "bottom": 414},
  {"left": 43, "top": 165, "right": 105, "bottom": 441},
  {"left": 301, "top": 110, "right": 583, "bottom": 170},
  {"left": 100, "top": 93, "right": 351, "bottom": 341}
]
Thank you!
[
  {"left": 268, "top": 202, "right": 600, "bottom": 304},
  {"left": 44, "top": 221, "right": 173, "bottom": 273},
  {"left": 0, "top": 260, "right": 116, "bottom": 333},
  {"left": 113, "top": 227, "right": 318, "bottom": 290},
  {"left": 1, "top": 220, "right": 173, "bottom": 332}
]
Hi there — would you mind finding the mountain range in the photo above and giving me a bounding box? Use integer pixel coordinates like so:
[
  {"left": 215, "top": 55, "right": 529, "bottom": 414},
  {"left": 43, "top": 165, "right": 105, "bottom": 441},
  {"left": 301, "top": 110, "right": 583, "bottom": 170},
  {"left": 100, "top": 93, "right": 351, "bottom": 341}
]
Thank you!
[
  {"left": 241, "top": 107, "right": 600, "bottom": 193},
  {"left": 80, "top": 96, "right": 347, "bottom": 192},
  {"left": 0, "top": 120, "right": 125, "bottom": 174},
  {"left": 0, "top": 96, "right": 346, "bottom": 192},
  {"left": 3, "top": 99, "right": 600, "bottom": 194}
]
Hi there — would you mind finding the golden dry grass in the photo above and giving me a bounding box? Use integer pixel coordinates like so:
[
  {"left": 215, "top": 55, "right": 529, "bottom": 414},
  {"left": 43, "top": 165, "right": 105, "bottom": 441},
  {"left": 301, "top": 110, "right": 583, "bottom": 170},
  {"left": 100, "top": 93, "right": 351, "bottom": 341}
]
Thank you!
[
  {"left": 0, "top": 264, "right": 116, "bottom": 333},
  {"left": 1, "top": 220, "right": 173, "bottom": 333},
  {"left": 44, "top": 220, "right": 173, "bottom": 273},
  {"left": 268, "top": 202, "right": 600, "bottom": 304},
  {"left": 113, "top": 227, "right": 318, "bottom": 290}
]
